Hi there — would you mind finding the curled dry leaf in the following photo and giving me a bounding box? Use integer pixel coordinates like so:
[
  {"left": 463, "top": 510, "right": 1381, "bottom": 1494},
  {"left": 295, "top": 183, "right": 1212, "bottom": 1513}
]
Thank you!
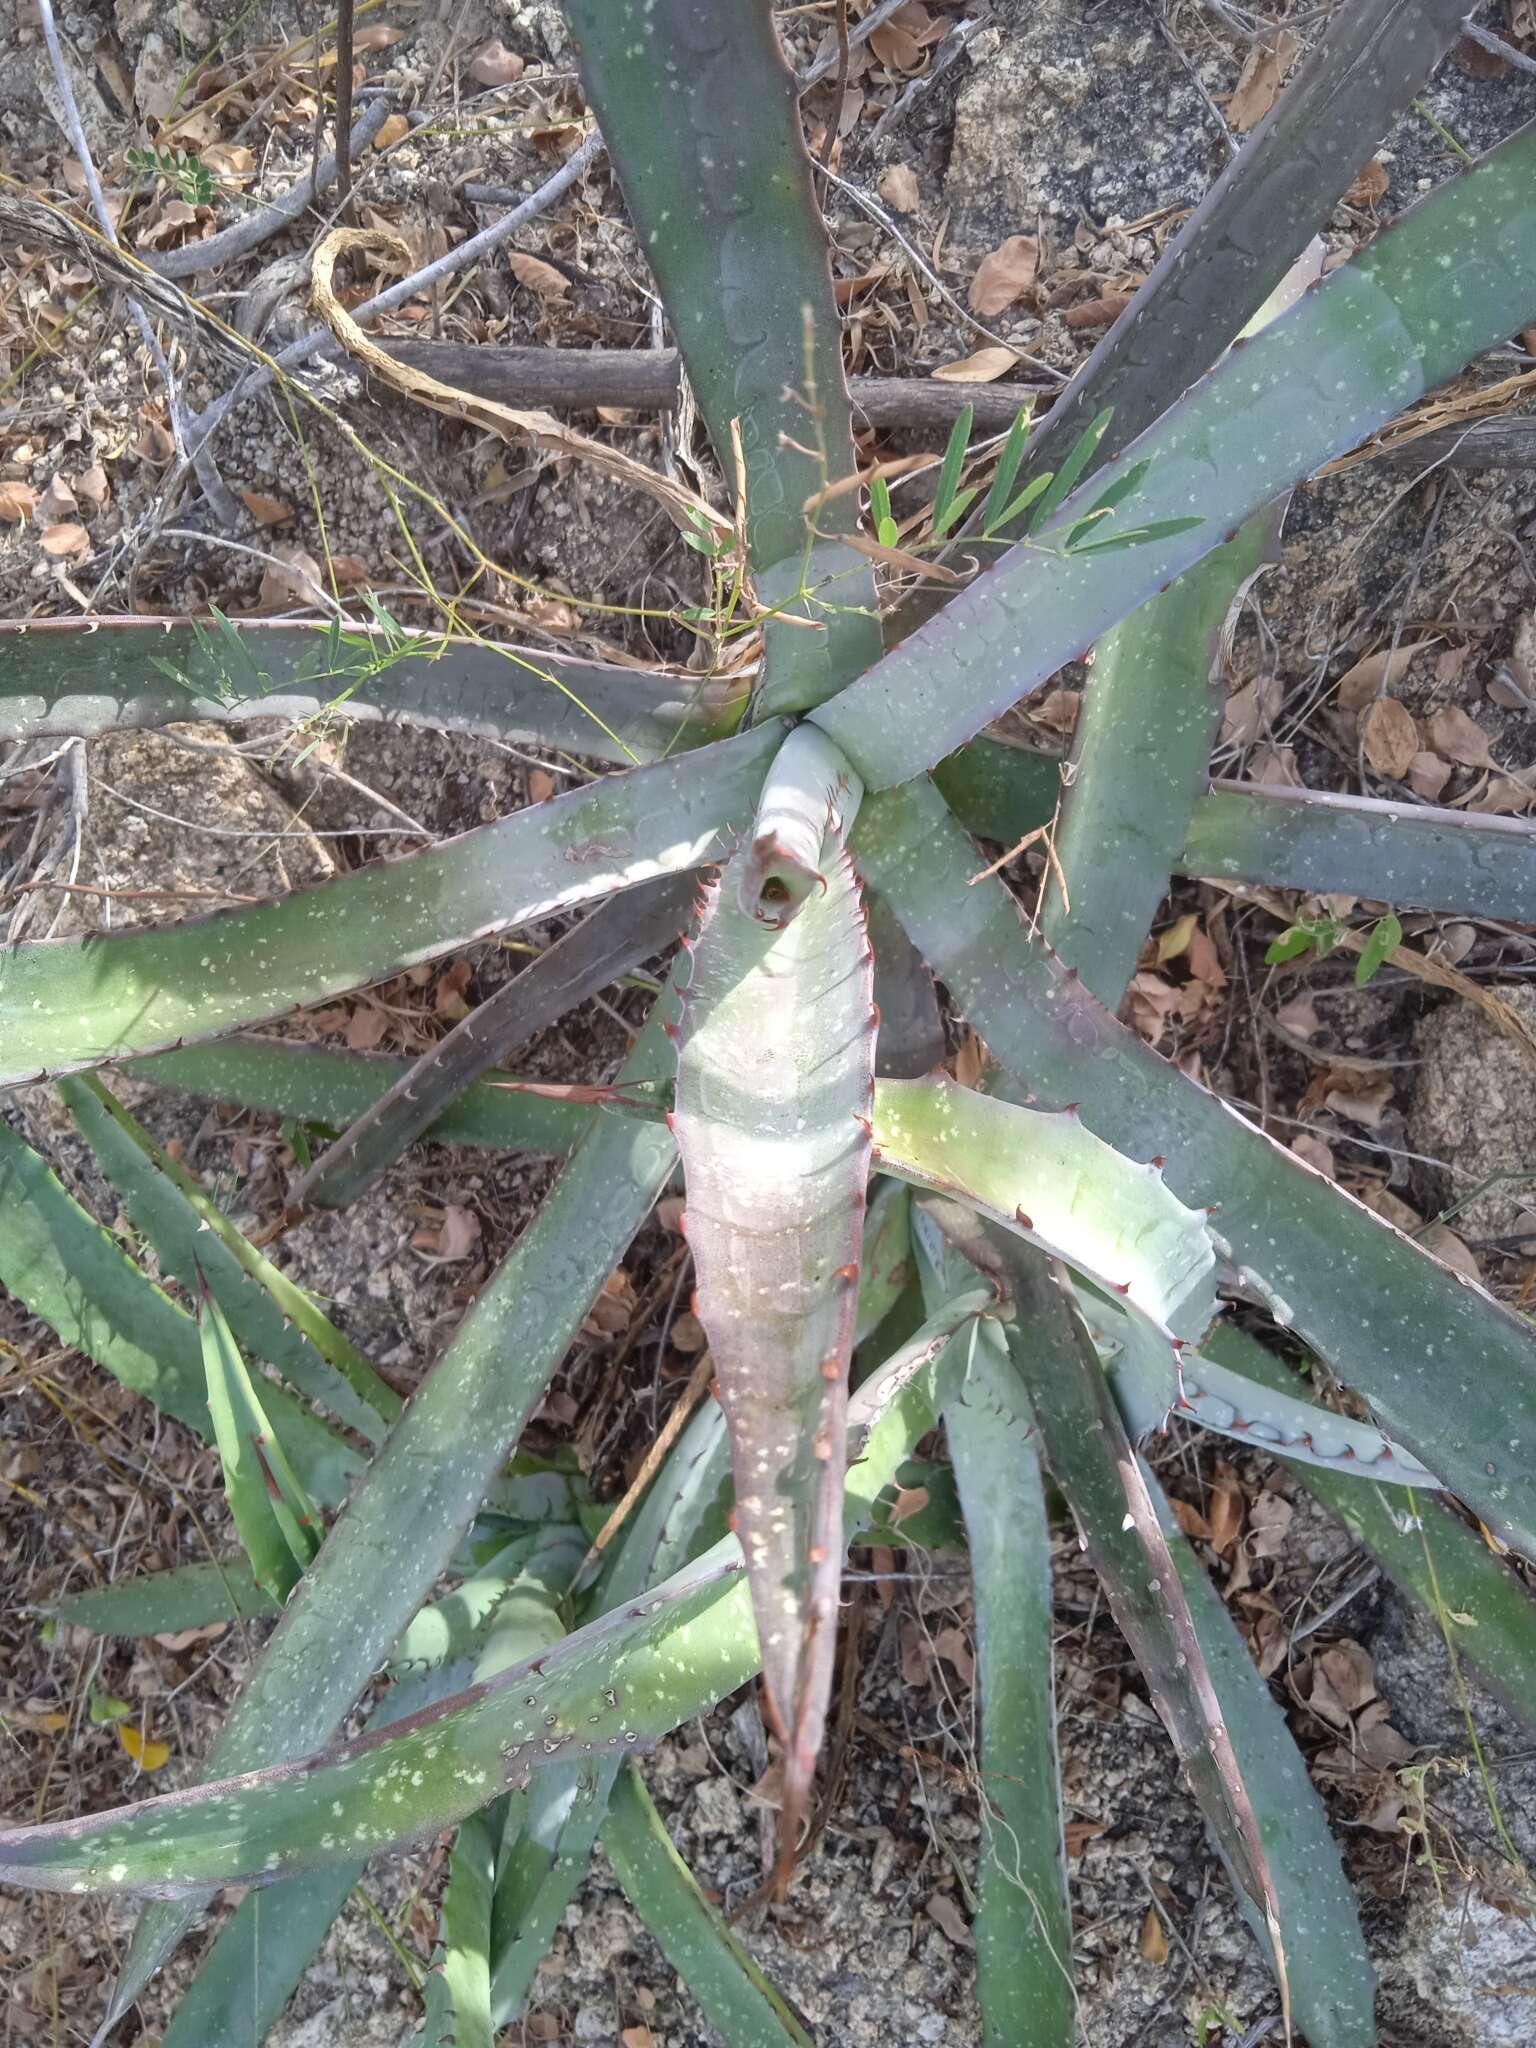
[
  {"left": 469, "top": 39, "right": 526, "bottom": 87},
  {"left": 931, "top": 345, "right": 1020, "bottom": 384},
  {"left": 1360, "top": 696, "right": 1420, "bottom": 780},
  {"left": 371, "top": 114, "right": 411, "bottom": 151},
  {"left": 0, "top": 482, "right": 39, "bottom": 524},
  {"left": 1345, "top": 158, "right": 1390, "bottom": 208},
  {"left": 507, "top": 251, "right": 571, "bottom": 300},
  {"left": 1291, "top": 1133, "right": 1337, "bottom": 1178},
  {"left": 1421, "top": 1225, "right": 1480, "bottom": 1281},
  {"left": 969, "top": 233, "right": 1039, "bottom": 317},
  {"left": 1424, "top": 705, "right": 1497, "bottom": 769},
  {"left": 1063, "top": 292, "right": 1136, "bottom": 331},
  {"left": 257, "top": 544, "right": 328, "bottom": 610},
  {"left": 1408, "top": 750, "right": 1451, "bottom": 802},
  {"left": 36, "top": 475, "right": 78, "bottom": 524},
  {"left": 39, "top": 522, "right": 91, "bottom": 559},
  {"left": 1335, "top": 638, "right": 1437, "bottom": 714},
  {"left": 1472, "top": 774, "right": 1536, "bottom": 815},
  {"left": 1220, "top": 672, "right": 1282, "bottom": 748},
  {"left": 73, "top": 461, "right": 109, "bottom": 510},
  {"left": 877, "top": 162, "right": 920, "bottom": 212},
  {"left": 240, "top": 491, "right": 294, "bottom": 528},
  {"left": 1225, "top": 31, "right": 1300, "bottom": 132},
  {"left": 926, "top": 1891, "right": 974, "bottom": 1949}
]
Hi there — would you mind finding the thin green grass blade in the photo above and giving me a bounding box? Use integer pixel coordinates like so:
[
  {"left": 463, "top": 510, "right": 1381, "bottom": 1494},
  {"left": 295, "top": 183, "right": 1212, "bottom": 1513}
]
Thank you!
[
  {"left": 944, "top": 1326, "right": 1073, "bottom": 2047},
  {"left": 47, "top": 1560, "right": 278, "bottom": 1635},
  {"left": 985, "top": 1236, "right": 1372, "bottom": 2046},
  {"left": 978, "top": 405, "right": 1034, "bottom": 536},
  {"left": 563, "top": 0, "right": 882, "bottom": 717},
  {"left": 0, "top": 1114, "right": 360, "bottom": 1508},
  {"left": 0, "top": 722, "right": 784, "bottom": 1086},
  {"left": 0, "top": 1314, "right": 975, "bottom": 1899},
  {"left": 133, "top": 1037, "right": 595, "bottom": 1157},
  {"left": 58, "top": 1073, "right": 399, "bottom": 1439},
  {"left": 672, "top": 817, "right": 875, "bottom": 1850},
  {"left": 931, "top": 406, "right": 976, "bottom": 538},
  {"left": 1022, "top": 407, "right": 1112, "bottom": 536},
  {"left": 295, "top": 873, "right": 693, "bottom": 1211},
  {"left": 1204, "top": 1323, "right": 1536, "bottom": 1728},
  {"left": 856, "top": 778, "right": 1536, "bottom": 1558},
  {"left": 197, "top": 1284, "right": 321, "bottom": 1604},
  {"left": 98, "top": 1001, "right": 679, "bottom": 2030},
  {"left": 601, "top": 1765, "right": 815, "bottom": 2046},
  {"left": 0, "top": 617, "right": 743, "bottom": 763},
  {"left": 811, "top": 120, "right": 1536, "bottom": 787}
]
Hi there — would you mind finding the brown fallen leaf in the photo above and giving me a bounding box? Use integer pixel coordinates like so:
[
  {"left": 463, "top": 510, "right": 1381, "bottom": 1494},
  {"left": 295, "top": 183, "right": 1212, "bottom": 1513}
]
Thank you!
[
  {"left": 414, "top": 1203, "right": 481, "bottom": 1261},
  {"left": 1138, "top": 1904, "right": 1170, "bottom": 1965},
  {"left": 343, "top": 1003, "right": 390, "bottom": 1051},
  {"left": 1248, "top": 742, "right": 1299, "bottom": 787},
  {"left": 37, "top": 474, "right": 78, "bottom": 524},
  {"left": 1472, "top": 774, "right": 1536, "bottom": 815},
  {"left": 134, "top": 199, "right": 207, "bottom": 251},
  {"left": 926, "top": 1891, "right": 974, "bottom": 1948},
  {"left": 1225, "top": 31, "right": 1299, "bottom": 131},
  {"left": 969, "top": 234, "right": 1039, "bottom": 317},
  {"left": 670, "top": 1309, "right": 707, "bottom": 1354},
  {"left": 469, "top": 39, "right": 525, "bottom": 86},
  {"left": 1424, "top": 704, "right": 1496, "bottom": 769},
  {"left": 1407, "top": 750, "right": 1451, "bottom": 802},
  {"left": 1323, "top": 1074, "right": 1394, "bottom": 1129},
  {"left": 527, "top": 768, "right": 557, "bottom": 803},
  {"left": 257, "top": 545, "right": 328, "bottom": 609},
  {"left": 931, "top": 345, "right": 1020, "bottom": 383},
  {"left": 1361, "top": 697, "right": 1420, "bottom": 780},
  {"left": 1220, "top": 672, "right": 1282, "bottom": 748},
  {"left": 932, "top": 1623, "right": 975, "bottom": 1686},
  {"left": 0, "top": 481, "right": 39, "bottom": 523},
  {"left": 1345, "top": 158, "right": 1390, "bottom": 207},
  {"left": 39, "top": 521, "right": 91, "bottom": 558},
  {"left": 1065, "top": 1818, "right": 1109, "bottom": 1856},
  {"left": 372, "top": 113, "right": 411, "bottom": 150},
  {"left": 890, "top": 1482, "right": 930, "bottom": 1526},
  {"left": 1335, "top": 639, "right": 1437, "bottom": 714},
  {"left": 507, "top": 251, "right": 570, "bottom": 299},
  {"left": 74, "top": 460, "right": 110, "bottom": 510},
  {"left": 1206, "top": 1476, "right": 1244, "bottom": 1555},
  {"left": 1421, "top": 1224, "right": 1481, "bottom": 1281},
  {"left": 240, "top": 490, "right": 294, "bottom": 528},
  {"left": 1290, "top": 1132, "right": 1337, "bottom": 1178},
  {"left": 621, "top": 2028, "right": 656, "bottom": 2048},
  {"left": 878, "top": 162, "right": 920, "bottom": 212}
]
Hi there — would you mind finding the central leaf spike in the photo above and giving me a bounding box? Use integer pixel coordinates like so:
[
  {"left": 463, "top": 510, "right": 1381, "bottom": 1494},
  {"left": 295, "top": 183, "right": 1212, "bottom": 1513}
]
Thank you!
[
  {"left": 672, "top": 759, "right": 874, "bottom": 1879},
  {"left": 737, "top": 723, "right": 863, "bottom": 929}
]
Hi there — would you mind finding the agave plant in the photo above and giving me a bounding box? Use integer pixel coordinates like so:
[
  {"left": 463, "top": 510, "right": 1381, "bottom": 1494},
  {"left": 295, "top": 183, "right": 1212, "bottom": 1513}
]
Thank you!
[{"left": 3, "top": 1, "right": 1536, "bottom": 2042}]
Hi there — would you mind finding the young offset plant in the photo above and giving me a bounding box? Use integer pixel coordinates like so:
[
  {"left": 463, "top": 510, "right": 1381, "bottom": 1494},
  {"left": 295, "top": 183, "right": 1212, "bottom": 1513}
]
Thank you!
[{"left": 3, "top": 1, "right": 1536, "bottom": 2043}]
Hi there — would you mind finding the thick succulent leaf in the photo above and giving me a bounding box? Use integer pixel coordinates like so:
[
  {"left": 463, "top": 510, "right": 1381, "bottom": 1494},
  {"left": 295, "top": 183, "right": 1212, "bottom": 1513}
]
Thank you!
[
  {"left": 58, "top": 1073, "right": 399, "bottom": 1440},
  {"left": 1181, "top": 783, "right": 1536, "bottom": 922},
  {"left": 563, "top": 0, "right": 882, "bottom": 716},
  {"left": 1018, "top": 0, "right": 1472, "bottom": 487},
  {"left": 811, "top": 119, "right": 1536, "bottom": 787},
  {"left": 940, "top": 740, "right": 1536, "bottom": 926},
  {"left": 135, "top": 1036, "right": 594, "bottom": 1158},
  {"left": 736, "top": 724, "right": 863, "bottom": 926},
  {"left": 856, "top": 777, "right": 1536, "bottom": 1557},
  {"left": 198, "top": 1287, "right": 321, "bottom": 1604},
  {"left": 944, "top": 1326, "right": 1073, "bottom": 2047},
  {"left": 487, "top": 1404, "right": 732, "bottom": 2024},
  {"left": 160, "top": 1657, "right": 480, "bottom": 2048},
  {"left": 855, "top": 1178, "right": 916, "bottom": 1346},
  {"left": 101, "top": 1005, "right": 677, "bottom": 2026},
  {"left": 865, "top": 888, "right": 945, "bottom": 1079},
  {"left": 390, "top": 1533, "right": 547, "bottom": 1676},
  {"left": 0, "top": 1114, "right": 360, "bottom": 1509},
  {"left": 1088, "top": 1293, "right": 1437, "bottom": 1484},
  {"left": 0, "top": 1308, "right": 974, "bottom": 1897},
  {"left": 414, "top": 1808, "right": 497, "bottom": 2048},
  {"left": 671, "top": 821, "right": 875, "bottom": 1848},
  {"left": 872, "top": 1074, "right": 1216, "bottom": 1342},
  {"left": 296, "top": 873, "right": 693, "bottom": 1211},
  {"left": 47, "top": 1560, "right": 278, "bottom": 1635},
  {"left": 995, "top": 1244, "right": 1286, "bottom": 1931},
  {"left": 1038, "top": 512, "right": 1274, "bottom": 1002},
  {"left": 1204, "top": 1323, "right": 1536, "bottom": 1728},
  {"left": 1146, "top": 1470, "right": 1375, "bottom": 2045},
  {"left": 0, "top": 721, "right": 784, "bottom": 1086},
  {"left": 0, "top": 617, "right": 744, "bottom": 763},
  {"left": 601, "top": 1765, "right": 815, "bottom": 2047}
]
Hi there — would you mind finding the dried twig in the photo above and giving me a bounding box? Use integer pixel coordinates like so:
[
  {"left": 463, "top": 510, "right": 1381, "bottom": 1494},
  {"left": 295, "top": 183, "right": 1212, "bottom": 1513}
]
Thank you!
[{"left": 334, "top": 0, "right": 357, "bottom": 214}]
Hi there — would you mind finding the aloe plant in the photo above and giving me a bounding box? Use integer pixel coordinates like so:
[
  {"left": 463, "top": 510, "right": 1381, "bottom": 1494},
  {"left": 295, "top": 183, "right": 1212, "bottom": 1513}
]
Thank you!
[{"left": 4, "top": 7, "right": 1536, "bottom": 2044}]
